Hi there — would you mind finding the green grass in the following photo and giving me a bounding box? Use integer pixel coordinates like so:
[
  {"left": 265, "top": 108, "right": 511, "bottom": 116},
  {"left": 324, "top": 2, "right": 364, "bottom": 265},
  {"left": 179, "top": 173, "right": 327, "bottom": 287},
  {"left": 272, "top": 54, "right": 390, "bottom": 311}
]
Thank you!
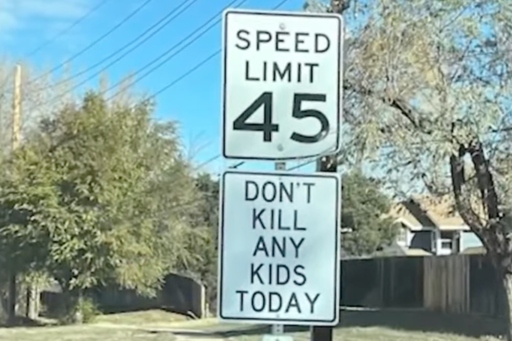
[
  {"left": 0, "top": 324, "right": 495, "bottom": 341},
  {"left": 0, "top": 325, "right": 176, "bottom": 341},
  {"left": 228, "top": 326, "right": 495, "bottom": 341},
  {"left": 0, "top": 308, "right": 505, "bottom": 341}
]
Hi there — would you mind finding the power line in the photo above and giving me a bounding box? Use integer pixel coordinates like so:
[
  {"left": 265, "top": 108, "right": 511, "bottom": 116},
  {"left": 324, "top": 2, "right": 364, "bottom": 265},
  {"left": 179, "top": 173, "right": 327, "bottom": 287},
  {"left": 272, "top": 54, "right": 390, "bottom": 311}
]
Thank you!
[
  {"left": 105, "top": 0, "right": 245, "bottom": 101},
  {"left": 141, "top": 0, "right": 292, "bottom": 171},
  {"left": 229, "top": 162, "right": 245, "bottom": 169},
  {"left": 25, "top": 0, "right": 112, "bottom": 58},
  {"left": 0, "top": 0, "right": 112, "bottom": 91},
  {"left": 43, "top": 0, "right": 199, "bottom": 93},
  {"left": 19, "top": 0, "right": 291, "bottom": 164},
  {"left": 196, "top": 154, "right": 222, "bottom": 169},
  {"left": 24, "top": 0, "right": 155, "bottom": 87},
  {"left": 149, "top": 50, "right": 220, "bottom": 99},
  {"left": 150, "top": 0, "right": 509, "bottom": 176},
  {"left": 142, "top": 0, "right": 291, "bottom": 100},
  {"left": 28, "top": 0, "right": 243, "bottom": 112}
]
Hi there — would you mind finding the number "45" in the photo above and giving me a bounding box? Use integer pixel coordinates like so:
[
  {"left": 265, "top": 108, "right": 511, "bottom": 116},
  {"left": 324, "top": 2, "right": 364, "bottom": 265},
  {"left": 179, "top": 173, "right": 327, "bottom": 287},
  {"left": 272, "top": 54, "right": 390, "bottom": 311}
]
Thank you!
[{"left": 233, "top": 92, "right": 329, "bottom": 143}]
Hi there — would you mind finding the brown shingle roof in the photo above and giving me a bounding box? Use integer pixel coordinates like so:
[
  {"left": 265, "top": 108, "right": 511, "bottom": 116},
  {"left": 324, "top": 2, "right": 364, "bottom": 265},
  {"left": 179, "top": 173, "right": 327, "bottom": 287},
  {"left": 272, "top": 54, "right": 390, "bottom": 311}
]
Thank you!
[{"left": 388, "top": 195, "right": 471, "bottom": 231}]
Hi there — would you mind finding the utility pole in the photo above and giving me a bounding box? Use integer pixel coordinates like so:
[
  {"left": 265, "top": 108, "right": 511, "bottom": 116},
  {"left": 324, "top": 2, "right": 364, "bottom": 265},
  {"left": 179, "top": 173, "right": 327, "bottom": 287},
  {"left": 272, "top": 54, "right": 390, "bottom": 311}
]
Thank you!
[
  {"left": 310, "top": 1, "right": 348, "bottom": 340},
  {"left": 8, "top": 64, "right": 22, "bottom": 323},
  {"left": 12, "top": 64, "right": 21, "bottom": 149}
]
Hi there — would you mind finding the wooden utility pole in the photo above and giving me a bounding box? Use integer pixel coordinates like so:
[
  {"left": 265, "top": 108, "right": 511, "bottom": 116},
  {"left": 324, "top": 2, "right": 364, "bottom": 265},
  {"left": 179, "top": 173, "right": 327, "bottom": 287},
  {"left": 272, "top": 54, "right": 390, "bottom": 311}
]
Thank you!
[
  {"left": 12, "top": 64, "right": 21, "bottom": 149},
  {"left": 310, "top": 1, "right": 348, "bottom": 340},
  {"left": 8, "top": 64, "right": 22, "bottom": 323}
]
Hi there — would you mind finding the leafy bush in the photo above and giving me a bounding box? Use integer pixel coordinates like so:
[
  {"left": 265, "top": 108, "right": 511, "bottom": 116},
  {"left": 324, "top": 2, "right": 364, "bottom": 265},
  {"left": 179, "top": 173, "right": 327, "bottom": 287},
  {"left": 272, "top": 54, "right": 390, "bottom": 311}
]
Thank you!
[{"left": 58, "top": 296, "right": 100, "bottom": 324}]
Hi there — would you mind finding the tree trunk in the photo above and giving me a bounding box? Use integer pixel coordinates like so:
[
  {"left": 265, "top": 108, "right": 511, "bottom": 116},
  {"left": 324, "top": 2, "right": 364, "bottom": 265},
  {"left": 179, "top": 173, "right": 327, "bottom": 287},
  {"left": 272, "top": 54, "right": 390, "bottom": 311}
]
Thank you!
[
  {"left": 25, "top": 284, "right": 38, "bottom": 320},
  {"left": 7, "top": 273, "right": 16, "bottom": 325},
  {"left": 502, "top": 272, "right": 512, "bottom": 341}
]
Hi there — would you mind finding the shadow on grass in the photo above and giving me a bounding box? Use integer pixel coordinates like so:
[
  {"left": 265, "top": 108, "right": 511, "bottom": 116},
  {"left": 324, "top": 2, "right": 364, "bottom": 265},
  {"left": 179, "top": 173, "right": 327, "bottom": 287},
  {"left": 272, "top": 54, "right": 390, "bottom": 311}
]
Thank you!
[
  {"left": 193, "top": 308, "right": 506, "bottom": 339},
  {"left": 337, "top": 308, "right": 505, "bottom": 337},
  {"left": 0, "top": 316, "right": 50, "bottom": 328}
]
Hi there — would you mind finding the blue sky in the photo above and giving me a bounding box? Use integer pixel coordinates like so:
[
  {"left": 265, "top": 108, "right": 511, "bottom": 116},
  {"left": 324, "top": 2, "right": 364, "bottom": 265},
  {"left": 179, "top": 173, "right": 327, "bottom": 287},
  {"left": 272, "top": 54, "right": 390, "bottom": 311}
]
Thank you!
[{"left": 1, "top": 0, "right": 319, "bottom": 176}]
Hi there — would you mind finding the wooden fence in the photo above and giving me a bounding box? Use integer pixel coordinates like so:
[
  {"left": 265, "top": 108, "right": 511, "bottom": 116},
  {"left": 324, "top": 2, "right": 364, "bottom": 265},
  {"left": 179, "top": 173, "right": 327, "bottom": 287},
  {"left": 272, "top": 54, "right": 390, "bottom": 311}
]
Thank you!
[
  {"left": 341, "top": 254, "right": 506, "bottom": 317},
  {"left": 341, "top": 256, "right": 423, "bottom": 308},
  {"left": 423, "top": 255, "right": 470, "bottom": 314},
  {"left": 40, "top": 273, "right": 207, "bottom": 318}
]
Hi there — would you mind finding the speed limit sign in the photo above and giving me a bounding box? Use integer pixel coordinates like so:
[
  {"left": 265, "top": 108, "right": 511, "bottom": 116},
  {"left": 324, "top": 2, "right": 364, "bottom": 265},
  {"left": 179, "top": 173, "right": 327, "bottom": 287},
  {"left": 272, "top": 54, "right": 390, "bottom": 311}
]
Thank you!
[{"left": 221, "top": 9, "right": 344, "bottom": 160}]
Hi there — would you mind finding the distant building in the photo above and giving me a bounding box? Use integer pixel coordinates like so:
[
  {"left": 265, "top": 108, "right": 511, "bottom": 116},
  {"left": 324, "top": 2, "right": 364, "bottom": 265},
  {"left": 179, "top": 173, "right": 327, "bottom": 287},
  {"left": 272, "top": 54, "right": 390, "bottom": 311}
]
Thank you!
[{"left": 387, "top": 196, "right": 484, "bottom": 256}]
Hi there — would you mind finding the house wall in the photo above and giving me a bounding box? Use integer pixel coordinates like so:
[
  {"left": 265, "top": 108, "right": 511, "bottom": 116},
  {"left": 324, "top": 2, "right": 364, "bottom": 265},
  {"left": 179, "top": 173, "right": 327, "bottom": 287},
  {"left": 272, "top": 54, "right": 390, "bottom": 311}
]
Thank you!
[
  {"left": 407, "top": 228, "right": 468, "bottom": 256},
  {"left": 461, "top": 231, "right": 483, "bottom": 251},
  {"left": 396, "top": 221, "right": 480, "bottom": 256},
  {"left": 435, "top": 238, "right": 453, "bottom": 255},
  {"left": 408, "top": 230, "right": 435, "bottom": 253}
]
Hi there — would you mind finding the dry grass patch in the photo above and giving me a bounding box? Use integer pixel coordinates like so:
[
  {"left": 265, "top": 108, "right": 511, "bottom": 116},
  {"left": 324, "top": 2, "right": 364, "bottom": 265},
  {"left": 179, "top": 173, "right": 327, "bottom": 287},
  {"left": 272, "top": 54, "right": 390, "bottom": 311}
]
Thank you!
[{"left": 95, "top": 309, "right": 189, "bottom": 326}]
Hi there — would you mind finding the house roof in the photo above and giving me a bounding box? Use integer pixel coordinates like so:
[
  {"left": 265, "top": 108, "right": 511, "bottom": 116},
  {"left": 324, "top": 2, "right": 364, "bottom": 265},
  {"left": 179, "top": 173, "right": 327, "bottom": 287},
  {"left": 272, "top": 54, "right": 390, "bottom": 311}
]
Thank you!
[
  {"left": 374, "top": 240, "right": 433, "bottom": 257},
  {"left": 388, "top": 195, "right": 472, "bottom": 231}
]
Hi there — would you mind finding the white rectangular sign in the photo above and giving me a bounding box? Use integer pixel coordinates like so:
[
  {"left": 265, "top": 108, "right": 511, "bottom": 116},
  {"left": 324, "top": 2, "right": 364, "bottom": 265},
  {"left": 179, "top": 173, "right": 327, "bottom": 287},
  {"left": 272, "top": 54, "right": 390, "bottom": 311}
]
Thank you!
[
  {"left": 221, "top": 9, "right": 344, "bottom": 160},
  {"left": 218, "top": 170, "right": 341, "bottom": 325}
]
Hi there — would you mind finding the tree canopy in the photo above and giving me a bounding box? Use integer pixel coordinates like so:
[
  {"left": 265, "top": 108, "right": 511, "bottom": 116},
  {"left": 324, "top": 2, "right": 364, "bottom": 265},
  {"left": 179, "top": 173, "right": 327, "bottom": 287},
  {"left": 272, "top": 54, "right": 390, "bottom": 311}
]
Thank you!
[
  {"left": 329, "top": 0, "right": 512, "bottom": 204},
  {"left": 178, "top": 173, "right": 219, "bottom": 310},
  {"left": 341, "top": 171, "right": 396, "bottom": 256},
  {"left": 0, "top": 91, "right": 200, "bottom": 297},
  {"left": 307, "top": 0, "right": 512, "bottom": 337}
]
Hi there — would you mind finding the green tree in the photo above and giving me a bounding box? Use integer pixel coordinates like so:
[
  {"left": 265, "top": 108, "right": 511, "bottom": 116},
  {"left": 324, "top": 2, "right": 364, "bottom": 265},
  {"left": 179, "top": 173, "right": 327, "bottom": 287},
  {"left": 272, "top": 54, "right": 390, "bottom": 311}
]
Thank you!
[
  {"left": 193, "top": 173, "right": 220, "bottom": 230},
  {"left": 177, "top": 173, "right": 219, "bottom": 312},
  {"left": 0, "top": 61, "right": 76, "bottom": 322},
  {"left": 341, "top": 171, "right": 396, "bottom": 256},
  {"left": 0, "top": 91, "right": 199, "bottom": 319},
  {"left": 309, "top": 0, "right": 512, "bottom": 337}
]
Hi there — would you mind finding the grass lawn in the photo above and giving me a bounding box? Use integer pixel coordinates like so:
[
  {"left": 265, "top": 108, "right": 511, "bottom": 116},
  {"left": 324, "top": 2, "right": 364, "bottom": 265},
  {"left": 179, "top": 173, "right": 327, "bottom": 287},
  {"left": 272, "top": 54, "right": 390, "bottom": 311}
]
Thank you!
[
  {"left": 0, "top": 324, "right": 176, "bottom": 340},
  {"left": 226, "top": 326, "right": 494, "bottom": 341},
  {"left": 0, "top": 324, "right": 497, "bottom": 341},
  {"left": 0, "top": 308, "right": 505, "bottom": 341}
]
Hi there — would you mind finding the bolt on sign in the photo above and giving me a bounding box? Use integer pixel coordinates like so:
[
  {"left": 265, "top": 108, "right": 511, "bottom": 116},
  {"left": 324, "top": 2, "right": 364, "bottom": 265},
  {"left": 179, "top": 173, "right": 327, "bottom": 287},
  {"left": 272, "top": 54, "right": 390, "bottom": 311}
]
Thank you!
[
  {"left": 221, "top": 9, "right": 344, "bottom": 160},
  {"left": 218, "top": 170, "right": 341, "bottom": 325}
]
